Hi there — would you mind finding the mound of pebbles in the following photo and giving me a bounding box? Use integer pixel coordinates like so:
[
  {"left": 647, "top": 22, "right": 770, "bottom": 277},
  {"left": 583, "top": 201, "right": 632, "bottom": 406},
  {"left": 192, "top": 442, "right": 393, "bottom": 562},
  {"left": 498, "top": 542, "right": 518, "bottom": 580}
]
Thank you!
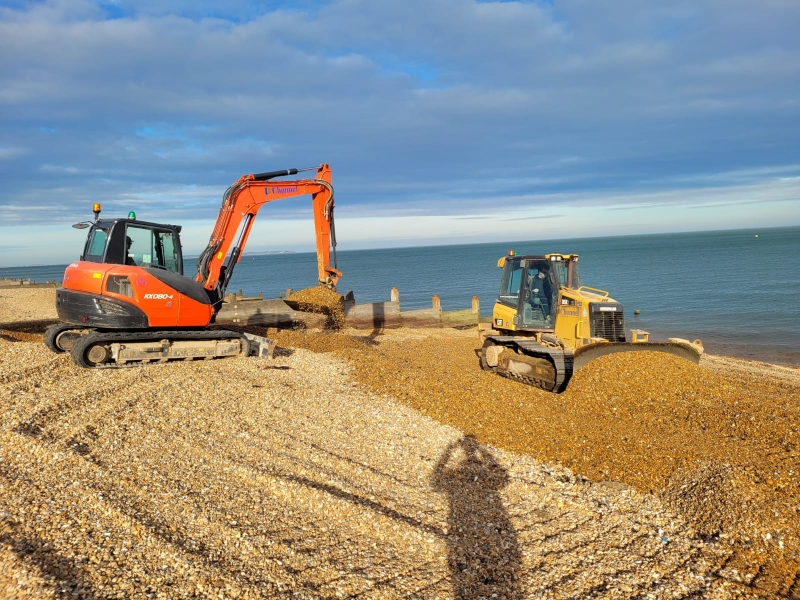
[
  {"left": 275, "top": 327, "right": 800, "bottom": 597},
  {"left": 286, "top": 286, "right": 346, "bottom": 329},
  {"left": 2, "top": 287, "right": 799, "bottom": 598}
]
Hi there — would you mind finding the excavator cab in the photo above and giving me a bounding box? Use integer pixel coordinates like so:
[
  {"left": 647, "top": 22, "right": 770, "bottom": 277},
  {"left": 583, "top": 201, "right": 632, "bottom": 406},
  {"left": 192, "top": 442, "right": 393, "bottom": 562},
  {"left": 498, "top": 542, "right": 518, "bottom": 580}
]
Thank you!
[
  {"left": 76, "top": 216, "right": 185, "bottom": 275},
  {"left": 50, "top": 164, "right": 340, "bottom": 369}
]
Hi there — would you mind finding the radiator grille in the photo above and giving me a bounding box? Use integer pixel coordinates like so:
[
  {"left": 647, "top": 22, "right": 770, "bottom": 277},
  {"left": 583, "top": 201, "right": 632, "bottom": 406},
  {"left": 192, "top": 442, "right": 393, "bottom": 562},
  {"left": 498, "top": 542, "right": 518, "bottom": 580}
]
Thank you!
[{"left": 589, "top": 303, "right": 626, "bottom": 342}]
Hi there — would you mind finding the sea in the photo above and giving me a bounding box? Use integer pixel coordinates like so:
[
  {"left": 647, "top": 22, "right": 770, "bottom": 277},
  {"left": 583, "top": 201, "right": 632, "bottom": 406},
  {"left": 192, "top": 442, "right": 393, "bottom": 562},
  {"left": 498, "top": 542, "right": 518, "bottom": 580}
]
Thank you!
[{"left": 3, "top": 226, "right": 799, "bottom": 366}]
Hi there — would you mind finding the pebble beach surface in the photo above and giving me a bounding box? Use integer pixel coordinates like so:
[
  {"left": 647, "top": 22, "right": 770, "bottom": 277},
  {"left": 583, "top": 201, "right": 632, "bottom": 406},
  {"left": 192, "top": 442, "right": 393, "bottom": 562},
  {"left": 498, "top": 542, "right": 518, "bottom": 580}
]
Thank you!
[{"left": 1, "top": 287, "right": 799, "bottom": 599}]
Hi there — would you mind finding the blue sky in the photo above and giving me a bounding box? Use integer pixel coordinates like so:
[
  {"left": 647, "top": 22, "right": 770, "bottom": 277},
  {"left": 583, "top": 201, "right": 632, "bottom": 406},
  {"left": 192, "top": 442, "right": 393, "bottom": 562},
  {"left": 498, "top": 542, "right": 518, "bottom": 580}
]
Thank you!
[{"left": 1, "top": 0, "right": 799, "bottom": 266}]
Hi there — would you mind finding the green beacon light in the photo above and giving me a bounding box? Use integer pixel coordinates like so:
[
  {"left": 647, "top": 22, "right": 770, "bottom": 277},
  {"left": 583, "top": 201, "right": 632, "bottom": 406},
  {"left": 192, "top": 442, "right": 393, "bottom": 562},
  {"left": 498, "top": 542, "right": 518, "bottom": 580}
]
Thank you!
[{"left": 128, "top": 211, "right": 136, "bottom": 220}]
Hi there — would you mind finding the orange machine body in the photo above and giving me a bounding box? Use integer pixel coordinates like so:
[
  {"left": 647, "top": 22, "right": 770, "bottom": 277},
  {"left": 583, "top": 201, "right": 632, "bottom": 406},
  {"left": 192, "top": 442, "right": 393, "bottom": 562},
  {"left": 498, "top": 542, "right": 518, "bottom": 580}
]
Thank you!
[
  {"left": 57, "top": 164, "right": 340, "bottom": 332},
  {"left": 62, "top": 262, "right": 213, "bottom": 327}
]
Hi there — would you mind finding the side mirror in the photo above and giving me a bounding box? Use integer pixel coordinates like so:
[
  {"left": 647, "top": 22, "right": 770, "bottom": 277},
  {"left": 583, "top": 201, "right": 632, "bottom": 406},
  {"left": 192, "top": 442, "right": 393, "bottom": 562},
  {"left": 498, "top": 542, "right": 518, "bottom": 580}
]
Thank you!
[{"left": 72, "top": 222, "right": 90, "bottom": 229}]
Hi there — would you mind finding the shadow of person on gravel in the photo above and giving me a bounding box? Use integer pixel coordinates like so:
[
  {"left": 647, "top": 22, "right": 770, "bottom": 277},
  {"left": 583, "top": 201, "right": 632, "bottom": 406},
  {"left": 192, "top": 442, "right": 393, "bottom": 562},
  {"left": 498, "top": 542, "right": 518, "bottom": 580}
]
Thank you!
[{"left": 431, "top": 435, "right": 522, "bottom": 599}]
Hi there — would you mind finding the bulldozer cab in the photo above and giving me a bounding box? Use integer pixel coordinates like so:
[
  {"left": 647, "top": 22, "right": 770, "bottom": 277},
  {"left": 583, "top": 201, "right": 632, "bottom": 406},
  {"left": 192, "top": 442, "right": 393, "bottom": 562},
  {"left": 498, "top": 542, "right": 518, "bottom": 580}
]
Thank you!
[
  {"left": 496, "top": 253, "right": 580, "bottom": 331},
  {"left": 77, "top": 218, "right": 185, "bottom": 275}
]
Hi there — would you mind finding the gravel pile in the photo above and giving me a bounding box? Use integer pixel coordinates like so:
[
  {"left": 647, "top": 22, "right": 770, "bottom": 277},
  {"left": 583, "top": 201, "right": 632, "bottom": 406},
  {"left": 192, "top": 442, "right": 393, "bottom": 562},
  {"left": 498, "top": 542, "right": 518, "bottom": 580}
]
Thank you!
[
  {"left": 275, "top": 328, "right": 800, "bottom": 597},
  {"left": 286, "top": 287, "right": 345, "bottom": 329},
  {"left": 1, "top": 287, "right": 798, "bottom": 598},
  {"left": 0, "top": 288, "right": 58, "bottom": 324}
]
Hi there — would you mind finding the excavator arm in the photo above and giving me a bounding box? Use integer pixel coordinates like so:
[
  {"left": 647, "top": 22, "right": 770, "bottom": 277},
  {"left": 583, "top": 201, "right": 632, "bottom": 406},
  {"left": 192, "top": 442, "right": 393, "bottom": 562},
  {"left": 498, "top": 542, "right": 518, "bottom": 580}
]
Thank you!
[{"left": 195, "top": 163, "right": 341, "bottom": 300}]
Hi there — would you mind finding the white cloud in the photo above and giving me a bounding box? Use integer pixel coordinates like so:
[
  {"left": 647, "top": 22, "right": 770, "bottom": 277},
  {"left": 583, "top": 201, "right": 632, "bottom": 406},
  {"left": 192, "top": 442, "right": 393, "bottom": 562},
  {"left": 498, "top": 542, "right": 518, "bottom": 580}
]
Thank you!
[
  {"left": 0, "top": 0, "right": 799, "bottom": 265},
  {"left": 0, "top": 146, "right": 27, "bottom": 159}
]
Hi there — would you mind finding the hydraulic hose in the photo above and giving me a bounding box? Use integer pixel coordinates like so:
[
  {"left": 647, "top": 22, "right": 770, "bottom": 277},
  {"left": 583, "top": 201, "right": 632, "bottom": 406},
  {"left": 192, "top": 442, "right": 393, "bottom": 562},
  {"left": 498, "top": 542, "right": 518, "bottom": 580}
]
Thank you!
[
  {"left": 329, "top": 205, "right": 338, "bottom": 269},
  {"left": 252, "top": 165, "right": 317, "bottom": 181},
  {"left": 196, "top": 181, "right": 242, "bottom": 282}
]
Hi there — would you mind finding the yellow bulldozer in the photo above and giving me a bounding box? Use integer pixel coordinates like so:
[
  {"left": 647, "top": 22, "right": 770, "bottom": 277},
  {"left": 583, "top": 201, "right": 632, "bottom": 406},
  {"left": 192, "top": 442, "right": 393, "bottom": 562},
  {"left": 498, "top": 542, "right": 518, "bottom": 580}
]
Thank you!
[{"left": 478, "top": 251, "right": 703, "bottom": 392}]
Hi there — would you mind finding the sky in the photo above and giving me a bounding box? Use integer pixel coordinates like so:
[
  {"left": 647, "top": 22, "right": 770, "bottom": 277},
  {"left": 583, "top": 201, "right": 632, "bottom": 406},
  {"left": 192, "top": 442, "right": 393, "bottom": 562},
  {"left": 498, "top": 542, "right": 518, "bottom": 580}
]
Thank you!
[{"left": 1, "top": 0, "right": 799, "bottom": 267}]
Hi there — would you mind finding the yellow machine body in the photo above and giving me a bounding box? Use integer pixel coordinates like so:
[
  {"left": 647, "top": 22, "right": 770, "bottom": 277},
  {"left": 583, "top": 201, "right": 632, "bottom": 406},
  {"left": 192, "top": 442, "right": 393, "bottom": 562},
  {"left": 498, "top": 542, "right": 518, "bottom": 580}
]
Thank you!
[{"left": 480, "top": 252, "right": 703, "bottom": 392}]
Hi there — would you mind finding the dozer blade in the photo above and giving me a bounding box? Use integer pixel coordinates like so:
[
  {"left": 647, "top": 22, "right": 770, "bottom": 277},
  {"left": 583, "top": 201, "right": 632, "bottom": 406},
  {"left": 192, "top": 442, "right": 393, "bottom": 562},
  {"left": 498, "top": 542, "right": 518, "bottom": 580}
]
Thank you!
[
  {"left": 573, "top": 340, "right": 703, "bottom": 372},
  {"left": 481, "top": 336, "right": 702, "bottom": 394}
]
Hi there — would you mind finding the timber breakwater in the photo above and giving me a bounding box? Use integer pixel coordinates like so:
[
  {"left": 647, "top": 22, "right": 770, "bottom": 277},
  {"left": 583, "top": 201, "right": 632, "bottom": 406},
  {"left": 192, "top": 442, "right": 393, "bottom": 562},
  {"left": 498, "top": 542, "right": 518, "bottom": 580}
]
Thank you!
[{"left": 216, "top": 286, "right": 481, "bottom": 330}]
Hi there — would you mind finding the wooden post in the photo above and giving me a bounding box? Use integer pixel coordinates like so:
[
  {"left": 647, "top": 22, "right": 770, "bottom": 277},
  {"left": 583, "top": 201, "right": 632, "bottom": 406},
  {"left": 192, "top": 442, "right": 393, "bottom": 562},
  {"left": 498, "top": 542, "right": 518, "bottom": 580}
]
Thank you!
[
  {"left": 390, "top": 287, "right": 400, "bottom": 303},
  {"left": 472, "top": 296, "right": 480, "bottom": 314},
  {"left": 285, "top": 288, "right": 293, "bottom": 298},
  {"left": 432, "top": 295, "right": 441, "bottom": 311}
]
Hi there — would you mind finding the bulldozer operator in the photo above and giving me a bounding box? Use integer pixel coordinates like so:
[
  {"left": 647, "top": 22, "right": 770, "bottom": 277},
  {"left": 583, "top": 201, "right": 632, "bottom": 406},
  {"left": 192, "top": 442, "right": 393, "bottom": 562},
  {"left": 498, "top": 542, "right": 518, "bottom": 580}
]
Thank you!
[{"left": 524, "top": 261, "right": 555, "bottom": 326}]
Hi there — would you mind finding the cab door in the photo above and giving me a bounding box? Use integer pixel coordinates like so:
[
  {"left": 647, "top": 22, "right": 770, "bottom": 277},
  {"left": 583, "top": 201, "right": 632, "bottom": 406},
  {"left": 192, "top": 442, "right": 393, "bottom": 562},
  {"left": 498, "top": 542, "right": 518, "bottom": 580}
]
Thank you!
[
  {"left": 493, "top": 258, "right": 524, "bottom": 330},
  {"left": 124, "top": 225, "right": 179, "bottom": 326}
]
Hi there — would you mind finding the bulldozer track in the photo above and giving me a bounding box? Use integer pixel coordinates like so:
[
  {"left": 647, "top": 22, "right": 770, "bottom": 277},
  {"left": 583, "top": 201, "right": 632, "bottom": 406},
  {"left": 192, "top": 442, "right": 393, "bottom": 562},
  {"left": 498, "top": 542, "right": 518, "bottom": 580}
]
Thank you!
[
  {"left": 494, "top": 369, "right": 556, "bottom": 392},
  {"left": 481, "top": 337, "right": 568, "bottom": 392},
  {"left": 480, "top": 340, "right": 557, "bottom": 392}
]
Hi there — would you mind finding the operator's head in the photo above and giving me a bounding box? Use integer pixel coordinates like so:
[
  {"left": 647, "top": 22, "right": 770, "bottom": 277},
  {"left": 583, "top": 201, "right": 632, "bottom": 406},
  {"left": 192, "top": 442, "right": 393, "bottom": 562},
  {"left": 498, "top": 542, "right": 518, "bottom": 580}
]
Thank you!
[
  {"left": 126, "top": 236, "right": 132, "bottom": 248},
  {"left": 538, "top": 263, "right": 549, "bottom": 278}
]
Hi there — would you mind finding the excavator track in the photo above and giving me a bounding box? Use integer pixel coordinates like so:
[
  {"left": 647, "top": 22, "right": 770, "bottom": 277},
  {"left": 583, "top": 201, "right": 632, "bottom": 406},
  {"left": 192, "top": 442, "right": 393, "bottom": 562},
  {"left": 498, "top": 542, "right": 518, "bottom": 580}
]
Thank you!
[
  {"left": 44, "top": 323, "right": 89, "bottom": 353},
  {"left": 69, "top": 329, "right": 251, "bottom": 369}
]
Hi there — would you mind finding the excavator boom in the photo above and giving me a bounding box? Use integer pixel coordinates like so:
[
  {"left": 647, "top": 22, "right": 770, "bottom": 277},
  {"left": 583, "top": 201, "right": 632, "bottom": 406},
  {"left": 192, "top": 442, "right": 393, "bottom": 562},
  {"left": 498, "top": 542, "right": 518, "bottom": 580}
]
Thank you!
[{"left": 196, "top": 163, "right": 340, "bottom": 297}]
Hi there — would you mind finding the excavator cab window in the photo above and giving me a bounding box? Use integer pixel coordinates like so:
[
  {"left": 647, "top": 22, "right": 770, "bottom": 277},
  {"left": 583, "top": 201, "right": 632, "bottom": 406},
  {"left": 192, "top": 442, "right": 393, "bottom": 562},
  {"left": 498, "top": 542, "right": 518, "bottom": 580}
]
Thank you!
[
  {"left": 125, "top": 225, "right": 183, "bottom": 274},
  {"left": 84, "top": 227, "right": 109, "bottom": 262},
  {"left": 125, "top": 226, "right": 150, "bottom": 267},
  {"left": 156, "top": 231, "right": 181, "bottom": 273}
]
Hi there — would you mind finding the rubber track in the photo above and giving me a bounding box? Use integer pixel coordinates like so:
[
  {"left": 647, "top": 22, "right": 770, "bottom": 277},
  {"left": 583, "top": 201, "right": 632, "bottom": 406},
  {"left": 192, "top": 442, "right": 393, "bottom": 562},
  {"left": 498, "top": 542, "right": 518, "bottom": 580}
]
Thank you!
[
  {"left": 69, "top": 329, "right": 249, "bottom": 369},
  {"left": 44, "top": 323, "right": 83, "bottom": 354}
]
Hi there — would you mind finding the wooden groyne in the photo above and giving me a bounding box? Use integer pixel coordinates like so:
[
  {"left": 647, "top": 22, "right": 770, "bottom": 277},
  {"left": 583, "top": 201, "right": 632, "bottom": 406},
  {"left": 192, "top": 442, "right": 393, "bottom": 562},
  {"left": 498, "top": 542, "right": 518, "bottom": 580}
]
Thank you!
[
  {"left": 0, "top": 278, "right": 61, "bottom": 289},
  {"left": 216, "top": 287, "right": 482, "bottom": 330},
  {"left": 0, "top": 280, "right": 483, "bottom": 331}
]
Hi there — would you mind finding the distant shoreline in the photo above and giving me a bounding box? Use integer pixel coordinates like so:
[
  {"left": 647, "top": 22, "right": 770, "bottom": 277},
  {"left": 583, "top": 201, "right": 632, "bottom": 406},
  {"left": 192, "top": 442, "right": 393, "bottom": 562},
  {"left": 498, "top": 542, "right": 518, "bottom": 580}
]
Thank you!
[
  {"left": 0, "top": 250, "right": 301, "bottom": 283},
  {"left": 0, "top": 277, "right": 61, "bottom": 288},
  {"left": 184, "top": 250, "right": 297, "bottom": 260}
]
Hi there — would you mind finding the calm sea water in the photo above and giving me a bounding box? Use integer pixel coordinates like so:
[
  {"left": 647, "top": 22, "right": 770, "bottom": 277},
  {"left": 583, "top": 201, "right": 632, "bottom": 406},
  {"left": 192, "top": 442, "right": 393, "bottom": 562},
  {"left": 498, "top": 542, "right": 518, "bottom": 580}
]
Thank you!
[{"left": 3, "top": 226, "right": 799, "bottom": 365}]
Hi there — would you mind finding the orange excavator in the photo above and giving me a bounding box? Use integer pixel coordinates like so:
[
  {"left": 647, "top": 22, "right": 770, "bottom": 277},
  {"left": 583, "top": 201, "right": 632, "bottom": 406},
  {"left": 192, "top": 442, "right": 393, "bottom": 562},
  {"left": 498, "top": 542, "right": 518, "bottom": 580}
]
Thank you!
[{"left": 45, "top": 164, "right": 340, "bottom": 368}]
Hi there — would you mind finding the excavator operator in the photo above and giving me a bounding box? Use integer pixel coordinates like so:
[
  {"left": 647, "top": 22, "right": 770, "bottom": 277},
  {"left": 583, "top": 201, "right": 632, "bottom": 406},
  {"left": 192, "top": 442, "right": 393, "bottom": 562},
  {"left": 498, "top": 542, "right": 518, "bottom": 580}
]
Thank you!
[{"left": 125, "top": 236, "right": 136, "bottom": 266}]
